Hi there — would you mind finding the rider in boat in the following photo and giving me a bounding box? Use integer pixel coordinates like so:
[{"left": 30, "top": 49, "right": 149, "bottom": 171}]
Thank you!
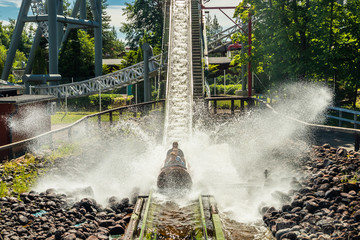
[
  {"left": 164, "top": 152, "right": 187, "bottom": 169},
  {"left": 158, "top": 142, "right": 192, "bottom": 190}
]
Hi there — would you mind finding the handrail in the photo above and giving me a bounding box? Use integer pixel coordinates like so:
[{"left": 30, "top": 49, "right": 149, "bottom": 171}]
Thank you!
[
  {"left": 30, "top": 54, "right": 163, "bottom": 99},
  {"left": 0, "top": 100, "right": 165, "bottom": 156},
  {"left": 256, "top": 94, "right": 360, "bottom": 129},
  {"left": 205, "top": 96, "right": 360, "bottom": 150},
  {"left": 256, "top": 99, "right": 360, "bottom": 150},
  {"left": 327, "top": 106, "right": 360, "bottom": 128}
]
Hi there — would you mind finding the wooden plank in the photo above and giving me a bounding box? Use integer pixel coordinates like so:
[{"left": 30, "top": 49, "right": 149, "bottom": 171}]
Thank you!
[
  {"left": 139, "top": 191, "right": 153, "bottom": 239},
  {"left": 199, "top": 195, "right": 209, "bottom": 240},
  {"left": 123, "top": 197, "right": 145, "bottom": 240},
  {"left": 209, "top": 196, "right": 225, "bottom": 240},
  {"left": 231, "top": 99, "right": 234, "bottom": 115}
]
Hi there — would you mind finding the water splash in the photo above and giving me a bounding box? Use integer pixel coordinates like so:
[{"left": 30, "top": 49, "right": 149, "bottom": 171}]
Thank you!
[
  {"left": 7, "top": 105, "right": 50, "bottom": 138},
  {"left": 35, "top": 83, "right": 332, "bottom": 224},
  {"left": 163, "top": 0, "right": 193, "bottom": 144}
]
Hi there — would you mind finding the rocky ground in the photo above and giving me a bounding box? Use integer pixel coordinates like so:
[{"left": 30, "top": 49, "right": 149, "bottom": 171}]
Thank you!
[
  {"left": 262, "top": 144, "right": 360, "bottom": 240},
  {"left": 0, "top": 154, "right": 135, "bottom": 240},
  {"left": 0, "top": 192, "right": 133, "bottom": 240},
  {"left": 1, "top": 143, "right": 360, "bottom": 239}
]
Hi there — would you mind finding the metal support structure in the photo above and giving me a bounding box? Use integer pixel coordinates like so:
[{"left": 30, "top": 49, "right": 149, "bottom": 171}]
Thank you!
[
  {"left": 25, "top": 27, "right": 43, "bottom": 76},
  {"left": 202, "top": 4, "right": 252, "bottom": 96},
  {"left": 247, "top": 12, "right": 252, "bottom": 97},
  {"left": 91, "top": 0, "right": 103, "bottom": 77},
  {"left": 142, "top": 43, "right": 153, "bottom": 102},
  {"left": 1, "top": 0, "right": 31, "bottom": 80},
  {"left": 48, "top": 0, "right": 58, "bottom": 76},
  {"left": 80, "top": 0, "right": 86, "bottom": 19},
  {"left": 1, "top": 0, "right": 102, "bottom": 86}
]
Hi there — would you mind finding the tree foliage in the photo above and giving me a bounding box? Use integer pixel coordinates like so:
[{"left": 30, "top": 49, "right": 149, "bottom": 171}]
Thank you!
[
  {"left": 206, "top": 15, "right": 223, "bottom": 37},
  {"left": 121, "top": 0, "right": 163, "bottom": 49},
  {"left": 85, "top": 0, "right": 125, "bottom": 58},
  {"left": 233, "top": 0, "right": 360, "bottom": 104},
  {"left": 59, "top": 29, "right": 95, "bottom": 81}
]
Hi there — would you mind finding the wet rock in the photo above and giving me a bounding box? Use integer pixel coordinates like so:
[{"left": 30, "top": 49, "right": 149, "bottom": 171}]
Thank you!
[
  {"left": 305, "top": 201, "right": 319, "bottom": 213},
  {"left": 276, "top": 219, "right": 296, "bottom": 231},
  {"left": 17, "top": 215, "right": 28, "bottom": 225},
  {"left": 109, "top": 225, "right": 125, "bottom": 235},
  {"left": 98, "top": 219, "right": 115, "bottom": 228},
  {"left": 62, "top": 233, "right": 77, "bottom": 240},
  {"left": 336, "top": 147, "right": 347, "bottom": 158},
  {"left": 86, "top": 236, "right": 99, "bottom": 240},
  {"left": 275, "top": 228, "right": 292, "bottom": 240},
  {"left": 272, "top": 191, "right": 291, "bottom": 204},
  {"left": 325, "top": 188, "right": 341, "bottom": 199}
]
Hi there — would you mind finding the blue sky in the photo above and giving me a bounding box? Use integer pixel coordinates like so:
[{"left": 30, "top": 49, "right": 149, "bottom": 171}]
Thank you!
[{"left": 0, "top": 0, "right": 239, "bottom": 43}]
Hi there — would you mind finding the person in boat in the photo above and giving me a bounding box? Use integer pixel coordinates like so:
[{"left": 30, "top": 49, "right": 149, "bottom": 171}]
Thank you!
[
  {"left": 163, "top": 152, "right": 187, "bottom": 169},
  {"left": 158, "top": 144, "right": 192, "bottom": 190},
  {"left": 166, "top": 141, "right": 184, "bottom": 159}
]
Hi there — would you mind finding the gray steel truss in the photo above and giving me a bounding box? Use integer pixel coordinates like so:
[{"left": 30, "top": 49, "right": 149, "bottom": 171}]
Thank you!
[
  {"left": 208, "top": 24, "right": 238, "bottom": 53},
  {"left": 1, "top": 0, "right": 103, "bottom": 82},
  {"left": 30, "top": 55, "right": 162, "bottom": 99}
]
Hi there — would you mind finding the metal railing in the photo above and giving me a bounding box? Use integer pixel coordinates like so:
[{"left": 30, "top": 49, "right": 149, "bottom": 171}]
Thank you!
[
  {"left": 30, "top": 54, "right": 163, "bottom": 99},
  {"left": 205, "top": 96, "right": 360, "bottom": 150},
  {"left": 205, "top": 96, "right": 260, "bottom": 114},
  {"left": 256, "top": 99, "right": 360, "bottom": 151},
  {"left": 0, "top": 100, "right": 165, "bottom": 160},
  {"left": 327, "top": 107, "right": 360, "bottom": 128},
  {"left": 256, "top": 94, "right": 360, "bottom": 129},
  {"left": 207, "top": 25, "right": 238, "bottom": 53}
]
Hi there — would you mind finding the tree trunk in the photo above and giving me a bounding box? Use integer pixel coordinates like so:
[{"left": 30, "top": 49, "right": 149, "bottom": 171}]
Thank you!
[{"left": 354, "top": 84, "right": 358, "bottom": 109}]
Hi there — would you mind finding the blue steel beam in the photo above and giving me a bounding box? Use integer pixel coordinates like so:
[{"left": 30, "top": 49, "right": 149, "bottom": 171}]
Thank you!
[{"left": 1, "top": 0, "right": 32, "bottom": 80}]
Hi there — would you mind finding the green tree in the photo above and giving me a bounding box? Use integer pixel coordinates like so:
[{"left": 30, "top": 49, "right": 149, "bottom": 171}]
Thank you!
[
  {"left": 121, "top": 0, "right": 163, "bottom": 49},
  {"left": 233, "top": 0, "right": 360, "bottom": 105},
  {"left": 59, "top": 29, "right": 95, "bottom": 81},
  {"left": 0, "top": 45, "right": 7, "bottom": 76},
  {"left": 85, "top": 0, "right": 124, "bottom": 58},
  {"left": 0, "top": 21, "right": 11, "bottom": 48},
  {"left": 206, "top": 15, "right": 223, "bottom": 37}
]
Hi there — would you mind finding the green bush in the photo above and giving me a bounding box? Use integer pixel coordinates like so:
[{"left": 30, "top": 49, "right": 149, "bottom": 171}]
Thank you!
[
  {"left": 66, "top": 94, "right": 133, "bottom": 111},
  {"left": 209, "top": 84, "right": 242, "bottom": 95}
]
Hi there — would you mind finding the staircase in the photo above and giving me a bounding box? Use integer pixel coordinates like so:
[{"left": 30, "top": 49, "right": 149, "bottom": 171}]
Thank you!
[{"left": 191, "top": 0, "right": 203, "bottom": 99}]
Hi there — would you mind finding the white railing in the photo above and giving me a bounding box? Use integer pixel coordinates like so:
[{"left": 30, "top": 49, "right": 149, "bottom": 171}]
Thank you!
[
  {"left": 30, "top": 54, "right": 162, "bottom": 99},
  {"left": 327, "top": 107, "right": 360, "bottom": 128},
  {"left": 256, "top": 94, "right": 360, "bottom": 129}
]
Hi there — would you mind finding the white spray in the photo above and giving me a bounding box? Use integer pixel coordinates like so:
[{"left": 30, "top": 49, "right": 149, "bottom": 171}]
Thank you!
[{"left": 163, "top": 0, "right": 193, "bottom": 144}]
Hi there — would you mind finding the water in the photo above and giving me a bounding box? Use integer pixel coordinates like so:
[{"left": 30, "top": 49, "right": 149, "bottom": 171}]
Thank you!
[
  {"left": 30, "top": 0, "right": 333, "bottom": 236},
  {"left": 163, "top": 0, "right": 193, "bottom": 144},
  {"left": 139, "top": 194, "right": 204, "bottom": 239}
]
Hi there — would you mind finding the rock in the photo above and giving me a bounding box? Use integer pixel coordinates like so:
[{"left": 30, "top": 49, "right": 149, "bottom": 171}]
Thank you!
[
  {"left": 281, "top": 204, "right": 292, "bottom": 212},
  {"left": 98, "top": 219, "right": 115, "bottom": 228},
  {"left": 62, "top": 233, "right": 77, "bottom": 240},
  {"left": 86, "top": 236, "right": 99, "bottom": 240},
  {"left": 16, "top": 226, "right": 28, "bottom": 235},
  {"left": 325, "top": 188, "right": 341, "bottom": 199},
  {"left": 305, "top": 201, "right": 320, "bottom": 213},
  {"left": 79, "top": 198, "right": 96, "bottom": 213},
  {"left": 275, "top": 228, "right": 292, "bottom": 240},
  {"left": 276, "top": 220, "right": 296, "bottom": 231},
  {"left": 18, "top": 215, "right": 29, "bottom": 225},
  {"left": 353, "top": 210, "right": 360, "bottom": 222},
  {"left": 272, "top": 191, "right": 291, "bottom": 204},
  {"left": 13, "top": 203, "right": 26, "bottom": 211},
  {"left": 109, "top": 225, "right": 124, "bottom": 235},
  {"left": 281, "top": 231, "right": 298, "bottom": 240}
]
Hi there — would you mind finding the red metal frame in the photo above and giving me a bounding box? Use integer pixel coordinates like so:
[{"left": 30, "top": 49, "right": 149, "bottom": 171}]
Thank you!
[{"left": 202, "top": 4, "right": 253, "bottom": 96}]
